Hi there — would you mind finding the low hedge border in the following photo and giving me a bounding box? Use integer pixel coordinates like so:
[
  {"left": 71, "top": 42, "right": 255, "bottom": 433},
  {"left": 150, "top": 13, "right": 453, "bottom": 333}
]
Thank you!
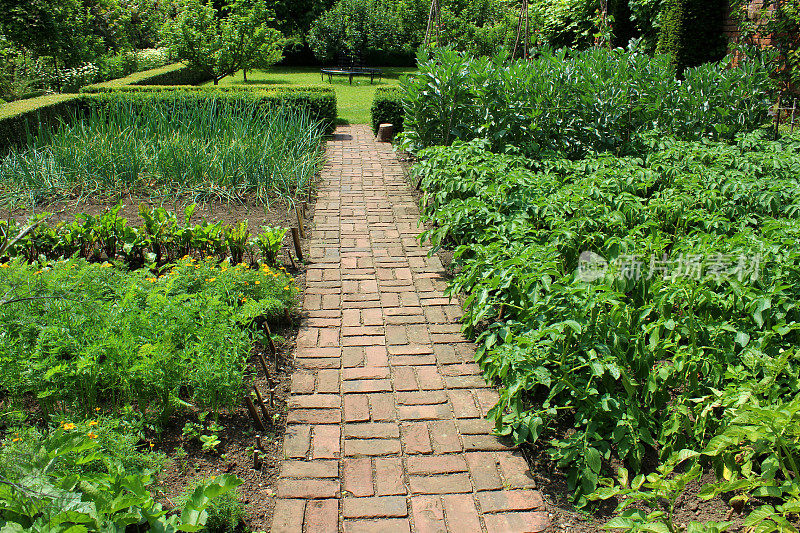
[
  {"left": 371, "top": 87, "right": 404, "bottom": 135},
  {"left": 0, "top": 94, "right": 82, "bottom": 151},
  {"left": 80, "top": 63, "right": 211, "bottom": 92}
]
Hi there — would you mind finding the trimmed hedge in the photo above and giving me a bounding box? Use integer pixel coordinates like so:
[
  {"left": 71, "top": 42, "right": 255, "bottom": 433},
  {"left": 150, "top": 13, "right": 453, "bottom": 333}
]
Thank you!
[
  {"left": 80, "top": 63, "right": 211, "bottom": 92},
  {"left": 0, "top": 94, "right": 82, "bottom": 151},
  {"left": 371, "top": 87, "right": 404, "bottom": 135}
]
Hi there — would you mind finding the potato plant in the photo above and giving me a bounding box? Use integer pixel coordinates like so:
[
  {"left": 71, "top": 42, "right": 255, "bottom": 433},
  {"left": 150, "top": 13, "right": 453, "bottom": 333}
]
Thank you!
[{"left": 413, "top": 131, "right": 800, "bottom": 518}]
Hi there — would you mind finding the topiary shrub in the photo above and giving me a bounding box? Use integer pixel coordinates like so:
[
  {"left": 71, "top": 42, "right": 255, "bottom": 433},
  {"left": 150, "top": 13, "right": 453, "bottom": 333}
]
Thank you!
[{"left": 371, "top": 87, "right": 404, "bottom": 135}]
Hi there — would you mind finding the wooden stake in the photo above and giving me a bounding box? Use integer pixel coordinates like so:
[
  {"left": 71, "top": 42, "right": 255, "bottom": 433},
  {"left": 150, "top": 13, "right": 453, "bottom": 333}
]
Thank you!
[
  {"left": 253, "top": 449, "right": 261, "bottom": 470},
  {"left": 255, "top": 434, "right": 263, "bottom": 449},
  {"left": 253, "top": 385, "right": 271, "bottom": 422},
  {"left": 285, "top": 246, "right": 296, "bottom": 270},
  {"left": 263, "top": 320, "right": 277, "bottom": 357},
  {"left": 269, "top": 387, "right": 275, "bottom": 409},
  {"left": 295, "top": 204, "right": 306, "bottom": 239},
  {"left": 291, "top": 227, "right": 304, "bottom": 262},
  {"left": 256, "top": 350, "right": 273, "bottom": 387},
  {"left": 302, "top": 201, "right": 308, "bottom": 219},
  {"left": 245, "top": 396, "right": 266, "bottom": 432}
]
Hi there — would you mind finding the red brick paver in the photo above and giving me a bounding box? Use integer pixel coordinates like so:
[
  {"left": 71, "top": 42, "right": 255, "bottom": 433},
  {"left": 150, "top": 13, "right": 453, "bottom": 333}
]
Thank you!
[{"left": 271, "top": 126, "right": 549, "bottom": 533}]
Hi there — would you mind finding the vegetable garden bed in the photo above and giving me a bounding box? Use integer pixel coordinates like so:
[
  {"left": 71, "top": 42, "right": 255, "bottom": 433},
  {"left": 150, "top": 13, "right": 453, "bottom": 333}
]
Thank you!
[{"left": 0, "top": 88, "right": 323, "bottom": 531}]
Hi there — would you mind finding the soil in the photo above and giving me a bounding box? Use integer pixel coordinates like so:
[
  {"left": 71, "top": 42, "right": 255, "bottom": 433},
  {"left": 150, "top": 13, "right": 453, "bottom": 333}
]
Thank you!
[
  {"left": 1, "top": 192, "right": 318, "bottom": 532},
  {"left": 396, "top": 148, "right": 763, "bottom": 533}
]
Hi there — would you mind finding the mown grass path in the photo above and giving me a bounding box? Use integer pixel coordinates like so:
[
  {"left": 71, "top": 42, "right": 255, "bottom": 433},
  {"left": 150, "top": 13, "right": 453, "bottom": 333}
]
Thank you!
[{"left": 271, "top": 125, "right": 549, "bottom": 532}]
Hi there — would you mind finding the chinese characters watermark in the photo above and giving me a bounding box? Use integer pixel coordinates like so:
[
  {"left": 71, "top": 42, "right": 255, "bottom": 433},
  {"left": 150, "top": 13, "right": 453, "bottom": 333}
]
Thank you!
[{"left": 577, "top": 251, "right": 761, "bottom": 283}]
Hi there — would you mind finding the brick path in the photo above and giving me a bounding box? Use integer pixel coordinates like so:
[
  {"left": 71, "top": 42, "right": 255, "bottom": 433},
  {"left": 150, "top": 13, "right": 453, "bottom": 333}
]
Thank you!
[{"left": 271, "top": 125, "right": 549, "bottom": 533}]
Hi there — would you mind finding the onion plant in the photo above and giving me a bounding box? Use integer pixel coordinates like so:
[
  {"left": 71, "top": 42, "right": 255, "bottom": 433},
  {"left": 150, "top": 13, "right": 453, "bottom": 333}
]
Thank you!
[{"left": 0, "top": 98, "right": 325, "bottom": 206}]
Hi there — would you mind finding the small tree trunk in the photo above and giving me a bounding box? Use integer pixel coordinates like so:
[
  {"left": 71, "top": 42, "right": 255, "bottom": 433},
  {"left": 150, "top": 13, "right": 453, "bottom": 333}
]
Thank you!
[
  {"left": 213, "top": 78, "right": 219, "bottom": 85},
  {"left": 243, "top": 69, "right": 248, "bottom": 82}
]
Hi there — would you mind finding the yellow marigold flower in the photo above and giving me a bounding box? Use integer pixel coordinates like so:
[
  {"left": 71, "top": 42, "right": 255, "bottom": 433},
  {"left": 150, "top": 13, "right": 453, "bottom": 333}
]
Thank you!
[
  {"left": 87, "top": 431, "right": 98, "bottom": 439},
  {"left": 207, "top": 277, "right": 216, "bottom": 282},
  {"left": 63, "top": 423, "right": 76, "bottom": 430},
  {"left": 34, "top": 270, "right": 43, "bottom": 275},
  {"left": 11, "top": 437, "right": 20, "bottom": 442},
  {"left": 88, "top": 421, "right": 98, "bottom": 426},
  {"left": 149, "top": 442, "right": 155, "bottom": 448},
  {"left": 0, "top": 264, "right": 8, "bottom": 268},
  {"left": 255, "top": 280, "right": 260, "bottom": 285},
  {"left": 95, "top": 407, "right": 101, "bottom": 412},
  {"left": 283, "top": 286, "right": 289, "bottom": 290}
]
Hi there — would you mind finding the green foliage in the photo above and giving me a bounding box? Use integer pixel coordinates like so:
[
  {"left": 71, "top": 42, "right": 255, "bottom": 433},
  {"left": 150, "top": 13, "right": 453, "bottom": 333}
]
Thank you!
[
  {"left": 179, "top": 478, "right": 245, "bottom": 533},
  {"left": 400, "top": 46, "right": 774, "bottom": 158},
  {"left": 0, "top": 426, "right": 242, "bottom": 531},
  {"left": 413, "top": 131, "right": 800, "bottom": 506},
  {"left": 655, "top": 0, "right": 684, "bottom": 70},
  {"left": 730, "top": 0, "right": 800, "bottom": 95},
  {"left": 162, "top": 0, "right": 284, "bottom": 85},
  {"left": 253, "top": 226, "right": 289, "bottom": 266},
  {"left": 0, "top": 256, "right": 297, "bottom": 421},
  {"left": 308, "top": 0, "right": 409, "bottom": 64},
  {"left": 655, "top": 0, "right": 727, "bottom": 73},
  {"left": 371, "top": 87, "right": 404, "bottom": 135},
  {"left": 81, "top": 62, "right": 212, "bottom": 92},
  {"left": 0, "top": 95, "right": 325, "bottom": 205},
  {"left": 1, "top": 202, "right": 292, "bottom": 269},
  {"left": 0, "top": 94, "right": 82, "bottom": 152}
]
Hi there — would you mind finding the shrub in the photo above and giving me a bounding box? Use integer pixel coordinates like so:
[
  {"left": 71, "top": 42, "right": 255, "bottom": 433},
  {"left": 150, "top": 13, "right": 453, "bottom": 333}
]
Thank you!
[
  {"left": 371, "top": 87, "right": 404, "bottom": 135},
  {"left": 0, "top": 94, "right": 82, "bottom": 151},
  {"left": 80, "top": 62, "right": 212, "bottom": 92}
]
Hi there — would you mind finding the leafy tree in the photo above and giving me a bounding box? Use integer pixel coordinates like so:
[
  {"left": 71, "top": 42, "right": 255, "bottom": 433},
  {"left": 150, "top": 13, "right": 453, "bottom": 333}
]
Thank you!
[{"left": 162, "top": 0, "right": 283, "bottom": 84}]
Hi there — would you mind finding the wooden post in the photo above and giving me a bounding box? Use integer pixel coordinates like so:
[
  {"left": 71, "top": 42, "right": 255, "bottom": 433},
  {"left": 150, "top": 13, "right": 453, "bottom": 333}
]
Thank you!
[
  {"left": 295, "top": 204, "right": 306, "bottom": 239},
  {"left": 263, "top": 320, "right": 277, "bottom": 356},
  {"left": 245, "top": 396, "right": 266, "bottom": 432},
  {"left": 253, "top": 385, "right": 271, "bottom": 422},
  {"left": 291, "top": 227, "right": 304, "bottom": 262},
  {"left": 253, "top": 449, "right": 261, "bottom": 470},
  {"left": 256, "top": 350, "right": 273, "bottom": 387}
]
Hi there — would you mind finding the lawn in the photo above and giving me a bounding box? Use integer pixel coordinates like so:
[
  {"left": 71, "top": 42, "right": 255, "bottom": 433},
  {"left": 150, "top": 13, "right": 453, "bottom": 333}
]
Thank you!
[{"left": 209, "top": 66, "right": 417, "bottom": 125}]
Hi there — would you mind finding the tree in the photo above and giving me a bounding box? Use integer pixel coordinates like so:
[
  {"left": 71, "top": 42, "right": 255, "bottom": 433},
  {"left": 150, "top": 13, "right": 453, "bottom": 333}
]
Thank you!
[{"left": 162, "top": 0, "right": 283, "bottom": 84}]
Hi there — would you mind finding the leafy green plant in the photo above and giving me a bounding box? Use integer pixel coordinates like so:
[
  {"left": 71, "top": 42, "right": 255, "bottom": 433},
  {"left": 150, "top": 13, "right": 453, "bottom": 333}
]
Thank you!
[
  {"left": 0, "top": 427, "right": 242, "bottom": 532},
  {"left": 412, "top": 131, "right": 800, "bottom": 509},
  {"left": 399, "top": 46, "right": 773, "bottom": 158},
  {"left": 0, "top": 256, "right": 297, "bottom": 423},
  {"left": 252, "top": 226, "right": 288, "bottom": 266},
  {"left": 179, "top": 478, "right": 245, "bottom": 533}
]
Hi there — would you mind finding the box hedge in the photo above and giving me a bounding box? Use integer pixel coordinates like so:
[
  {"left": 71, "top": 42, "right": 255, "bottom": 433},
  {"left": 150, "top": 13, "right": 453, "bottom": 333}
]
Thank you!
[
  {"left": 371, "top": 87, "right": 404, "bottom": 135},
  {"left": 80, "top": 63, "right": 211, "bottom": 92},
  {"left": 0, "top": 94, "right": 82, "bottom": 150}
]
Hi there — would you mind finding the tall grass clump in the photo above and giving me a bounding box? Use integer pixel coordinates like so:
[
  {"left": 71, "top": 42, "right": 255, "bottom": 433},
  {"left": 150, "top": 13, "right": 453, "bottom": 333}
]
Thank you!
[{"left": 0, "top": 97, "right": 325, "bottom": 205}]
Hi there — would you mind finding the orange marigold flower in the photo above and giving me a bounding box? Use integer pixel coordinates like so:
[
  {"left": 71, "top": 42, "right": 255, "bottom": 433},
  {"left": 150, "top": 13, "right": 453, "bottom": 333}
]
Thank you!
[
  {"left": 87, "top": 431, "right": 98, "bottom": 439},
  {"left": 88, "top": 421, "right": 98, "bottom": 426},
  {"left": 63, "top": 423, "right": 76, "bottom": 430}
]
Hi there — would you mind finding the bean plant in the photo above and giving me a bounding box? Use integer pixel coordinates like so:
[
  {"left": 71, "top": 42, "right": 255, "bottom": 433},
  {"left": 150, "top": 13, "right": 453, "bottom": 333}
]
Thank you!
[{"left": 399, "top": 46, "right": 774, "bottom": 158}]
